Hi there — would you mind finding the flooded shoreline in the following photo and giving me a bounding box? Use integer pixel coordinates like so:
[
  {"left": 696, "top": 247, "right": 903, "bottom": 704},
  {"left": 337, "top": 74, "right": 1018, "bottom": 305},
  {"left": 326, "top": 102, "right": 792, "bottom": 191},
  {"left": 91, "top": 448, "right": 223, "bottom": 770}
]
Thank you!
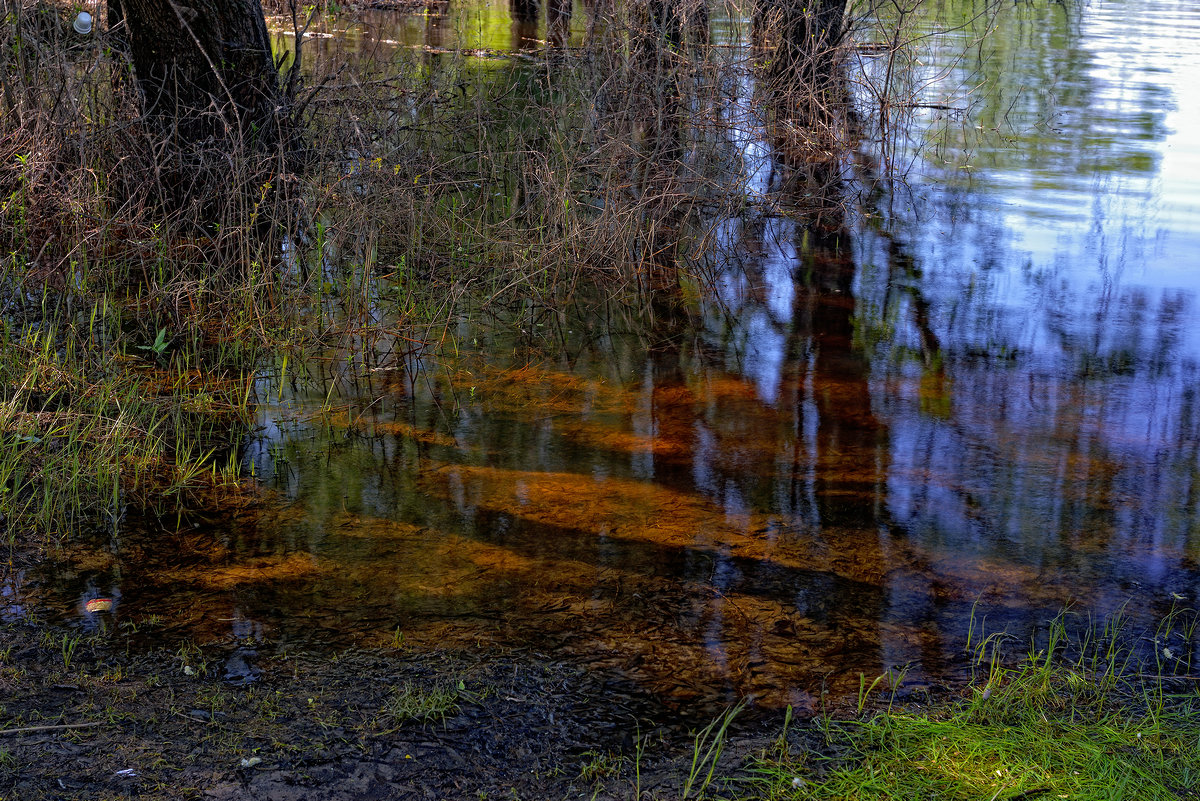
[{"left": 5, "top": 0, "right": 1200, "bottom": 727}]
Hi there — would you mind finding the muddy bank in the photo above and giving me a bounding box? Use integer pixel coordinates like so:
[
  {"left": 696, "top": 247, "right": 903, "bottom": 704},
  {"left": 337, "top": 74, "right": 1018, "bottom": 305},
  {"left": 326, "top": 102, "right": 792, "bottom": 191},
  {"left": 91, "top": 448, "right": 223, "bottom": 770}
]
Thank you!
[{"left": 0, "top": 616, "right": 813, "bottom": 800}]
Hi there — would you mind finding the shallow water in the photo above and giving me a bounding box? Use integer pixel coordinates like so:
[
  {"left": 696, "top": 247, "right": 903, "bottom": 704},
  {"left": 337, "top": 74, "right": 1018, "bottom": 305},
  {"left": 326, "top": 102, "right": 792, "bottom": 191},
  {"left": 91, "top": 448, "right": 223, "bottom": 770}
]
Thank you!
[{"left": 9, "top": 0, "right": 1200, "bottom": 714}]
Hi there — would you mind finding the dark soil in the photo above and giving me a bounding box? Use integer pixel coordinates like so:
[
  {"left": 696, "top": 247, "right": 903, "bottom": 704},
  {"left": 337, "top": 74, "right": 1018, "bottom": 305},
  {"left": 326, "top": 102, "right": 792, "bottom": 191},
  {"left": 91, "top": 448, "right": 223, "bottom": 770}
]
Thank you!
[{"left": 0, "top": 617, "right": 804, "bottom": 800}]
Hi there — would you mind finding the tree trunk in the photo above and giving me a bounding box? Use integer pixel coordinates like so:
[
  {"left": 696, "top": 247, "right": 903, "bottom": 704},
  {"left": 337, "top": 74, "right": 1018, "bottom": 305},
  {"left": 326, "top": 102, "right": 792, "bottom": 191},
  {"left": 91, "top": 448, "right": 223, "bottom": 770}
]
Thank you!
[
  {"left": 111, "top": 0, "right": 282, "bottom": 148},
  {"left": 769, "top": 0, "right": 847, "bottom": 85},
  {"left": 546, "top": 0, "right": 572, "bottom": 48},
  {"left": 511, "top": 0, "right": 540, "bottom": 48},
  {"left": 763, "top": 0, "right": 849, "bottom": 106},
  {"left": 758, "top": 0, "right": 849, "bottom": 161}
]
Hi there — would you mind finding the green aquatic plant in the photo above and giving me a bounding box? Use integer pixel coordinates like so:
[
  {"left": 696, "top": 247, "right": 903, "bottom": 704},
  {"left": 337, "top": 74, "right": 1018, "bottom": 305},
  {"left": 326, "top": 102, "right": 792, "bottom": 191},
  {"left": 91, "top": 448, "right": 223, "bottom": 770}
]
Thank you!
[{"left": 136, "top": 327, "right": 172, "bottom": 358}]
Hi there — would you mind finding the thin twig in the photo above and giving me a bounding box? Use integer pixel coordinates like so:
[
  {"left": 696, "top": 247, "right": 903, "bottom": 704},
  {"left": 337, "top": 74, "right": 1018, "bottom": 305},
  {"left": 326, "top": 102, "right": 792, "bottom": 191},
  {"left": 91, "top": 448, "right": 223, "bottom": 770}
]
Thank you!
[{"left": 0, "top": 721, "right": 104, "bottom": 736}]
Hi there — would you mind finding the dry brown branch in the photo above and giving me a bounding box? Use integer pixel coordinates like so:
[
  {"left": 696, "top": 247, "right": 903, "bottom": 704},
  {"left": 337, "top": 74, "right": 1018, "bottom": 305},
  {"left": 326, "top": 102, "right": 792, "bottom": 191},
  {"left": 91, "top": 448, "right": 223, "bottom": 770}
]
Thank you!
[{"left": 0, "top": 721, "right": 104, "bottom": 736}]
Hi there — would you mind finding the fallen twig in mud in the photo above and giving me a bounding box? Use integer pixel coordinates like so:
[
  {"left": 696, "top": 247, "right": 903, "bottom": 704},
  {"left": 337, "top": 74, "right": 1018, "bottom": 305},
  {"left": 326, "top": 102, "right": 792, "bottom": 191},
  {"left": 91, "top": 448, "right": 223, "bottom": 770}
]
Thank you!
[{"left": 0, "top": 721, "right": 104, "bottom": 736}]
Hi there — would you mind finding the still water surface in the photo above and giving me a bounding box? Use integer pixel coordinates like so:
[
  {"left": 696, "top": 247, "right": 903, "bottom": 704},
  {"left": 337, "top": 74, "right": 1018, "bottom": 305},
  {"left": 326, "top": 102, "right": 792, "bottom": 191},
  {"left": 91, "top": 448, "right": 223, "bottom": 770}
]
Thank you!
[{"left": 10, "top": 0, "right": 1200, "bottom": 713}]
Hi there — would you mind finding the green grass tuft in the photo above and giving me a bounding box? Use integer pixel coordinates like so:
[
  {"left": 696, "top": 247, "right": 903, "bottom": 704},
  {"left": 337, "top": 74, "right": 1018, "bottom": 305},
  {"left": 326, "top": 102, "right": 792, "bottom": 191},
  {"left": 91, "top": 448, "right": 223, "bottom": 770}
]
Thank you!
[
  {"left": 384, "top": 680, "right": 468, "bottom": 725},
  {"left": 749, "top": 611, "right": 1200, "bottom": 801}
]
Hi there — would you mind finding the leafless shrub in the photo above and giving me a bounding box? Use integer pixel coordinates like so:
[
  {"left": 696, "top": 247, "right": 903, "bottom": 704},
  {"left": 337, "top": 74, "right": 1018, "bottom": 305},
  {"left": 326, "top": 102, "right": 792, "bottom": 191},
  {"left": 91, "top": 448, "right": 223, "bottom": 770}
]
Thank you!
[{"left": 0, "top": 0, "right": 924, "bottom": 334}]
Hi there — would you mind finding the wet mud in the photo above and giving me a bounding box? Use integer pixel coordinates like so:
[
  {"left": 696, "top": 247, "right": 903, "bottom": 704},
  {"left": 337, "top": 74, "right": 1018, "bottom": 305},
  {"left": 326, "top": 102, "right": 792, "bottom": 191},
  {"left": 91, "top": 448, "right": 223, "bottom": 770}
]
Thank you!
[{"left": 0, "top": 615, "right": 832, "bottom": 800}]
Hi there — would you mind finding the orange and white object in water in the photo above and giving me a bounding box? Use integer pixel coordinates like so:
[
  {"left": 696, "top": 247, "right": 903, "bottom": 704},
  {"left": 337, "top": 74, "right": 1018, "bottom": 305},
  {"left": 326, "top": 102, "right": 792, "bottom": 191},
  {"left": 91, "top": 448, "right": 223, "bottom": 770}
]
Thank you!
[{"left": 85, "top": 598, "right": 113, "bottom": 613}]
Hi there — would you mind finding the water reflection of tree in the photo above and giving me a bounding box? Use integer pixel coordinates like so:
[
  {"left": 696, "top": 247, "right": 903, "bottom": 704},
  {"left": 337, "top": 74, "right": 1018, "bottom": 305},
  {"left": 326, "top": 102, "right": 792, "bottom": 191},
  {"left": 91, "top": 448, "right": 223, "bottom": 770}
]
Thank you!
[
  {"left": 851, "top": 0, "right": 1200, "bottom": 624},
  {"left": 614, "top": 0, "right": 914, "bottom": 694}
]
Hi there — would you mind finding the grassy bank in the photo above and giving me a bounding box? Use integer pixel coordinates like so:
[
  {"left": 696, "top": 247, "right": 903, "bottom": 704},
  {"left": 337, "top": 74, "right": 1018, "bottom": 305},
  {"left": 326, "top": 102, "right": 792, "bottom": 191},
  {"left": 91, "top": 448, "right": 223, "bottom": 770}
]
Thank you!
[{"left": 743, "top": 610, "right": 1200, "bottom": 801}]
